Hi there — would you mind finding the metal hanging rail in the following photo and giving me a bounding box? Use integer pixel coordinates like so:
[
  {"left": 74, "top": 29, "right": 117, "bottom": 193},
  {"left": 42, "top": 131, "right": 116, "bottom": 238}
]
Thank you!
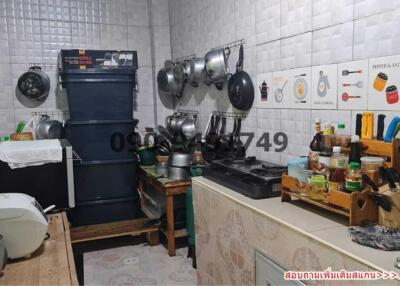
[
  {"left": 29, "top": 63, "right": 58, "bottom": 70},
  {"left": 32, "top": 111, "right": 69, "bottom": 118},
  {"left": 212, "top": 111, "right": 246, "bottom": 118},
  {"left": 215, "top": 39, "right": 245, "bottom": 51},
  {"left": 176, "top": 109, "right": 199, "bottom": 115},
  {"left": 174, "top": 54, "right": 197, "bottom": 63}
]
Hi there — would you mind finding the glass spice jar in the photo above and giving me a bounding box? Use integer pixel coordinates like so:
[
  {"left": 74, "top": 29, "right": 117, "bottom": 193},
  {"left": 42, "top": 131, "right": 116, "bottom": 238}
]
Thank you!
[{"left": 373, "top": 72, "right": 388, "bottom": 92}]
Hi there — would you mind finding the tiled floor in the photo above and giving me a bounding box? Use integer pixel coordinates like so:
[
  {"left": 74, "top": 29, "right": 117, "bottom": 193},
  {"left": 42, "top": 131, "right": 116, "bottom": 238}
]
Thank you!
[{"left": 84, "top": 244, "right": 197, "bottom": 286}]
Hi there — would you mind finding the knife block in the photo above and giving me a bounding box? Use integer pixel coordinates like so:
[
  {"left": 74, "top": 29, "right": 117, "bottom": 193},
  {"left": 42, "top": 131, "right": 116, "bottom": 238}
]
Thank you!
[
  {"left": 378, "top": 185, "right": 400, "bottom": 229},
  {"left": 359, "top": 138, "right": 400, "bottom": 173}
]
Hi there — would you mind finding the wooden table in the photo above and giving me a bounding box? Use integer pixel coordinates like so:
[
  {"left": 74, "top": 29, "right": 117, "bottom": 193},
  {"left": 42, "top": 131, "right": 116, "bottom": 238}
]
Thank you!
[
  {"left": 0, "top": 212, "right": 78, "bottom": 286},
  {"left": 138, "top": 166, "right": 191, "bottom": 256}
]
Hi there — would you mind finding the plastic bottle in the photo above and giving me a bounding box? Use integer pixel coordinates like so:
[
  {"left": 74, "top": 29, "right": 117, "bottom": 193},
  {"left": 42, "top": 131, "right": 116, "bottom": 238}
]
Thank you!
[
  {"left": 335, "top": 123, "right": 351, "bottom": 148},
  {"left": 345, "top": 162, "right": 362, "bottom": 192},
  {"left": 330, "top": 146, "right": 348, "bottom": 169},
  {"left": 349, "top": 135, "right": 361, "bottom": 164},
  {"left": 328, "top": 146, "right": 347, "bottom": 192}
]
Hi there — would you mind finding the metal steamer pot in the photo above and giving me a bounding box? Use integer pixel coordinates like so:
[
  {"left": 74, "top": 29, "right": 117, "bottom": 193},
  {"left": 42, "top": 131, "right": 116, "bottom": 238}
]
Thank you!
[
  {"left": 35, "top": 115, "right": 63, "bottom": 140},
  {"left": 205, "top": 47, "right": 231, "bottom": 88},
  {"left": 189, "top": 58, "right": 205, "bottom": 87},
  {"left": 157, "top": 60, "right": 184, "bottom": 96},
  {"left": 169, "top": 152, "right": 191, "bottom": 167},
  {"left": 168, "top": 166, "right": 189, "bottom": 180}
]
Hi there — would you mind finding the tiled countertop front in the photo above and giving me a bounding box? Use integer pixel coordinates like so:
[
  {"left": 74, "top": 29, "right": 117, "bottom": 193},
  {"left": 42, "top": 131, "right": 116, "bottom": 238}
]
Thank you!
[{"left": 193, "top": 176, "right": 400, "bottom": 277}]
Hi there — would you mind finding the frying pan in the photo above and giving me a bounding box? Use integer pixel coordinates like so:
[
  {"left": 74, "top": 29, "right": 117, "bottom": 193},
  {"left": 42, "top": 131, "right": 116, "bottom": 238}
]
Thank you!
[{"left": 228, "top": 44, "right": 254, "bottom": 111}]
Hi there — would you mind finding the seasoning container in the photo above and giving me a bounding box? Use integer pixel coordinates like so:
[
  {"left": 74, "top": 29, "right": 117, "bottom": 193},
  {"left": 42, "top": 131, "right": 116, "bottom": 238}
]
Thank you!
[
  {"left": 320, "top": 123, "right": 334, "bottom": 157},
  {"left": 361, "top": 156, "right": 384, "bottom": 185},
  {"left": 334, "top": 123, "right": 351, "bottom": 148},
  {"left": 314, "top": 118, "right": 321, "bottom": 133},
  {"left": 345, "top": 162, "right": 362, "bottom": 192},
  {"left": 330, "top": 146, "right": 348, "bottom": 169},
  {"left": 373, "top": 72, "right": 388, "bottom": 91},
  {"left": 310, "top": 175, "right": 326, "bottom": 201},
  {"left": 386, "top": 85, "right": 399, "bottom": 104}
]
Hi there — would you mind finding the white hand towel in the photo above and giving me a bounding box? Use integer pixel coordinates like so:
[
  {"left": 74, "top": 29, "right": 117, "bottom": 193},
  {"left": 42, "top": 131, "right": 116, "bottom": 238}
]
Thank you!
[{"left": 0, "top": 139, "right": 62, "bottom": 169}]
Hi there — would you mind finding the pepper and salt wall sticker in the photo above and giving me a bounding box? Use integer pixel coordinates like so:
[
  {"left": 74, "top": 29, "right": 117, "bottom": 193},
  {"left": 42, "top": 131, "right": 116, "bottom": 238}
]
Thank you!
[
  {"left": 368, "top": 55, "right": 400, "bottom": 110},
  {"left": 338, "top": 59, "right": 368, "bottom": 110},
  {"left": 290, "top": 67, "right": 311, "bottom": 109},
  {"left": 272, "top": 70, "right": 292, "bottom": 108},
  {"left": 312, "top": 64, "right": 338, "bottom": 109},
  {"left": 256, "top": 72, "right": 273, "bottom": 108}
]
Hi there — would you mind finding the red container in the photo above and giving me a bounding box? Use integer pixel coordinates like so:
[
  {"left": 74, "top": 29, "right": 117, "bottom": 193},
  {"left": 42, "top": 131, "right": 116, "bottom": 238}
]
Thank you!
[{"left": 386, "top": 85, "right": 399, "bottom": 104}]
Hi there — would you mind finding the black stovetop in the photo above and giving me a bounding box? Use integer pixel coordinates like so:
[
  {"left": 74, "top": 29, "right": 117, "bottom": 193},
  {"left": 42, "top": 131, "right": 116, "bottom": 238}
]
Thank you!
[{"left": 203, "top": 156, "right": 287, "bottom": 199}]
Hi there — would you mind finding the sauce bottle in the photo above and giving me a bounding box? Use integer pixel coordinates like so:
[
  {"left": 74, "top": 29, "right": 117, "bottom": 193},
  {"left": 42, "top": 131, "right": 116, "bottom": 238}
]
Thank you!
[
  {"left": 345, "top": 162, "right": 362, "bottom": 192},
  {"left": 349, "top": 135, "right": 361, "bottom": 164}
]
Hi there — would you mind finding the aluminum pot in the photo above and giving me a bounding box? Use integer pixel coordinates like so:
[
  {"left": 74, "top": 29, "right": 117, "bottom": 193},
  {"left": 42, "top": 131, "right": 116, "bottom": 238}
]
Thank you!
[
  {"left": 181, "top": 117, "right": 197, "bottom": 140},
  {"left": 179, "top": 60, "right": 191, "bottom": 81},
  {"left": 168, "top": 166, "right": 190, "bottom": 180},
  {"left": 157, "top": 60, "right": 183, "bottom": 96},
  {"left": 169, "top": 115, "right": 186, "bottom": 133},
  {"left": 205, "top": 47, "right": 230, "bottom": 84},
  {"left": 155, "top": 161, "right": 169, "bottom": 177},
  {"left": 0, "top": 234, "right": 7, "bottom": 275},
  {"left": 35, "top": 115, "right": 62, "bottom": 140},
  {"left": 169, "top": 152, "right": 191, "bottom": 167},
  {"left": 189, "top": 58, "right": 205, "bottom": 87}
]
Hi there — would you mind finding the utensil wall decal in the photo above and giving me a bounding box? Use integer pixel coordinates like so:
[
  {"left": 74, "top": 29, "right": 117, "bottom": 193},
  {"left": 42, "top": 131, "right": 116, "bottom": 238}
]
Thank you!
[
  {"left": 274, "top": 80, "right": 287, "bottom": 103},
  {"left": 311, "top": 64, "right": 338, "bottom": 109},
  {"left": 317, "top": 70, "right": 330, "bottom": 97},
  {"left": 338, "top": 59, "right": 368, "bottom": 110}
]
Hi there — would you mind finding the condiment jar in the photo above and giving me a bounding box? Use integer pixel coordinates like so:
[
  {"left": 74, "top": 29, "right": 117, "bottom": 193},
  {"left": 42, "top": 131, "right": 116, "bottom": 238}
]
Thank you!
[
  {"left": 310, "top": 175, "right": 326, "bottom": 201},
  {"left": 386, "top": 85, "right": 399, "bottom": 104},
  {"left": 360, "top": 156, "right": 384, "bottom": 185},
  {"left": 373, "top": 72, "right": 388, "bottom": 92}
]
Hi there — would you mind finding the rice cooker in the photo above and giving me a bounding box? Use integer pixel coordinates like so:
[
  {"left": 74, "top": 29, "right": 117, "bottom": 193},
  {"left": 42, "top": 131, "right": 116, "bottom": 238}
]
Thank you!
[{"left": 0, "top": 193, "right": 50, "bottom": 259}]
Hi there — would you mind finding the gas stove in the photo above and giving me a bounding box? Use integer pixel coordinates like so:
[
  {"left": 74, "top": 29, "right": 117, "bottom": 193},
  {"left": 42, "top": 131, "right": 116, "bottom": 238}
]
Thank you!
[{"left": 203, "top": 156, "right": 287, "bottom": 199}]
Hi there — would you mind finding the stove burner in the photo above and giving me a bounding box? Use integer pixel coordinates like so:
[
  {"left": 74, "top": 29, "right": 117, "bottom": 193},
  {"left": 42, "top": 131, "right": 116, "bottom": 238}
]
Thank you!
[
  {"left": 223, "top": 156, "right": 260, "bottom": 166},
  {"left": 250, "top": 166, "right": 286, "bottom": 177}
]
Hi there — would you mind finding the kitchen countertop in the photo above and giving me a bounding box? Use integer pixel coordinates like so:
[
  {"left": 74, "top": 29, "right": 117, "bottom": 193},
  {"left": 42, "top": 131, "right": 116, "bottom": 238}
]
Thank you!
[{"left": 193, "top": 176, "right": 400, "bottom": 277}]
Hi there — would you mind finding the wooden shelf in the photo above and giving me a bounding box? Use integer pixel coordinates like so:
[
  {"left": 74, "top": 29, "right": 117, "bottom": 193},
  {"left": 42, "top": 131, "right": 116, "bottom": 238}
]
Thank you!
[
  {"left": 281, "top": 174, "right": 378, "bottom": 226},
  {"left": 70, "top": 218, "right": 159, "bottom": 244},
  {"left": 161, "top": 228, "right": 188, "bottom": 238},
  {"left": 0, "top": 212, "right": 78, "bottom": 286}
]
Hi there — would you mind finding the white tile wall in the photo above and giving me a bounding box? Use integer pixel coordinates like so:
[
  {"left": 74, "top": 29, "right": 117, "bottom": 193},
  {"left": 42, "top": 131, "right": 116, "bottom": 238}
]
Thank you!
[
  {"left": 280, "top": 0, "right": 312, "bottom": 38},
  {"left": 353, "top": 10, "right": 400, "bottom": 60},
  {"left": 169, "top": 0, "right": 400, "bottom": 164},
  {"left": 0, "top": 0, "right": 171, "bottom": 135},
  {"left": 312, "top": 0, "right": 353, "bottom": 30}
]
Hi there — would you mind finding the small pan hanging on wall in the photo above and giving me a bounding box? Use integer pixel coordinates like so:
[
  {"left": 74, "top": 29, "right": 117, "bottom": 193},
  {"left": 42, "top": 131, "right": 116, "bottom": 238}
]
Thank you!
[
  {"left": 16, "top": 66, "right": 50, "bottom": 108},
  {"left": 227, "top": 44, "right": 254, "bottom": 111}
]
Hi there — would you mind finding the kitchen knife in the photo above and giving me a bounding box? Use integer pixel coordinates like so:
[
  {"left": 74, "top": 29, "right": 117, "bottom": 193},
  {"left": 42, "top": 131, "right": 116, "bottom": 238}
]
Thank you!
[
  {"left": 389, "top": 167, "right": 400, "bottom": 183},
  {"left": 355, "top": 113, "right": 362, "bottom": 137},
  {"left": 380, "top": 166, "right": 398, "bottom": 192},
  {"left": 377, "top": 114, "right": 386, "bottom": 140},
  {"left": 368, "top": 192, "right": 392, "bottom": 211},
  {"left": 362, "top": 174, "right": 379, "bottom": 192},
  {"left": 384, "top": 116, "right": 400, "bottom": 142}
]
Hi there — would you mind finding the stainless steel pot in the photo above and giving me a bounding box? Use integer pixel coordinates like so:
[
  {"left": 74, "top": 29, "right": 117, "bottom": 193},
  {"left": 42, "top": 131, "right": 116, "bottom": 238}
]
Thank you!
[
  {"left": 157, "top": 60, "right": 183, "bottom": 96},
  {"left": 179, "top": 60, "right": 191, "bottom": 81},
  {"left": 35, "top": 115, "right": 62, "bottom": 140},
  {"left": 0, "top": 234, "right": 7, "bottom": 275},
  {"left": 189, "top": 58, "right": 205, "bottom": 87},
  {"left": 205, "top": 47, "right": 230, "bottom": 84},
  {"left": 169, "top": 152, "right": 191, "bottom": 167},
  {"left": 181, "top": 117, "right": 197, "bottom": 140},
  {"left": 168, "top": 166, "right": 189, "bottom": 180},
  {"left": 155, "top": 161, "right": 169, "bottom": 177}
]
